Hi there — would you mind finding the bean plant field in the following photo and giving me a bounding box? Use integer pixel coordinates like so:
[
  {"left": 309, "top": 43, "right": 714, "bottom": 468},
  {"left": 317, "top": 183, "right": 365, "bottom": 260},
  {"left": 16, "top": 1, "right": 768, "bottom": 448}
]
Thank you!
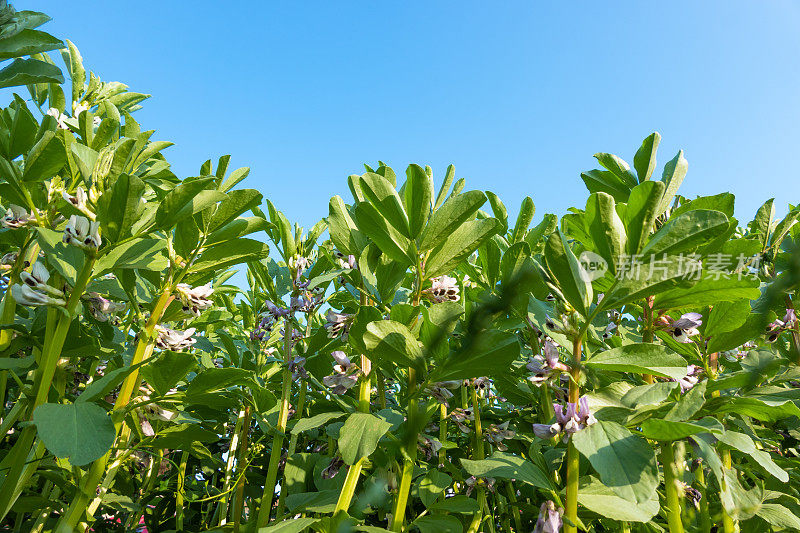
[{"left": 1, "top": 5, "right": 800, "bottom": 533}]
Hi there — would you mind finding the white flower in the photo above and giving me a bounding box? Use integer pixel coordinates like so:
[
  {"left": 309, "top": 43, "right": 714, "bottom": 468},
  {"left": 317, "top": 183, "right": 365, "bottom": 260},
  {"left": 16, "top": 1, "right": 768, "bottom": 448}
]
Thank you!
[
  {"left": 62, "top": 187, "right": 94, "bottom": 218},
  {"left": 19, "top": 262, "right": 64, "bottom": 299},
  {"left": 72, "top": 101, "right": 89, "bottom": 116},
  {"left": 46, "top": 108, "right": 69, "bottom": 129},
  {"left": 427, "top": 275, "right": 460, "bottom": 302},
  {"left": 11, "top": 283, "right": 65, "bottom": 307},
  {"left": 83, "top": 292, "right": 126, "bottom": 322},
  {"left": 2, "top": 205, "right": 31, "bottom": 229},
  {"left": 155, "top": 326, "right": 196, "bottom": 351},
  {"left": 175, "top": 283, "right": 214, "bottom": 317},
  {"left": 63, "top": 215, "right": 101, "bottom": 250}
]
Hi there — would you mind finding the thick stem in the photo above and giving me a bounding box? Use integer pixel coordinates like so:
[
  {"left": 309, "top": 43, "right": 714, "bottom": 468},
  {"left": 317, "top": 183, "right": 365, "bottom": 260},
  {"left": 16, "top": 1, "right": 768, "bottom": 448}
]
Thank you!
[
  {"left": 278, "top": 381, "right": 307, "bottom": 519},
  {"left": 232, "top": 406, "right": 252, "bottom": 533},
  {"left": 390, "top": 368, "right": 418, "bottom": 532},
  {"left": 660, "top": 442, "right": 685, "bottom": 533},
  {"left": 564, "top": 335, "right": 582, "bottom": 533},
  {"left": 219, "top": 407, "right": 248, "bottom": 525},
  {"left": 721, "top": 449, "right": 736, "bottom": 533},
  {"left": 467, "top": 385, "right": 486, "bottom": 533},
  {"left": 334, "top": 369, "right": 369, "bottom": 515},
  {"left": 642, "top": 296, "right": 655, "bottom": 384},
  {"left": 255, "top": 321, "right": 294, "bottom": 527},
  {"left": 694, "top": 463, "right": 711, "bottom": 533},
  {"left": 0, "top": 256, "right": 96, "bottom": 521},
  {"left": 56, "top": 287, "right": 173, "bottom": 531},
  {"left": 505, "top": 482, "right": 523, "bottom": 532},
  {"left": 176, "top": 450, "right": 189, "bottom": 531},
  {"left": 439, "top": 403, "right": 447, "bottom": 466}
]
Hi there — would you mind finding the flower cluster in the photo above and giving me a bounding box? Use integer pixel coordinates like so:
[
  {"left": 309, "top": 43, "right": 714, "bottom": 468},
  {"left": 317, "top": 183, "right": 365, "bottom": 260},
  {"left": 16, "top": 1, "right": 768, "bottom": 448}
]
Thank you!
[
  {"left": 11, "top": 262, "right": 65, "bottom": 308},
  {"left": 533, "top": 397, "right": 597, "bottom": 442},
  {"left": 426, "top": 380, "right": 461, "bottom": 404},
  {"left": 252, "top": 300, "right": 292, "bottom": 341},
  {"left": 484, "top": 421, "right": 515, "bottom": 451},
  {"left": 176, "top": 283, "right": 214, "bottom": 317},
  {"left": 63, "top": 215, "right": 101, "bottom": 250},
  {"left": 322, "top": 351, "right": 361, "bottom": 395},
  {"left": 449, "top": 407, "right": 474, "bottom": 433},
  {"left": 424, "top": 275, "right": 460, "bottom": 303},
  {"left": 155, "top": 326, "right": 196, "bottom": 352},
  {"left": 534, "top": 500, "right": 564, "bottom": 533},
  {"left": 527, "top": 340, "right": 570, "bottom": 384},
  {"left": 658, "top": 312, "right": 702, "bottom": 343},
  {"left": 2, "top": 205, "right": 32, "bottom": 229},
  {"left": 324, "top": 310, "right": 353, "bottom": 340},
  {"left": 766, "top": 309, "right": 797, "bottom": 343},
  {"left": 83, "top": 292, "right": 126, "bottom": 322},
  {"left": 678, "top": 364, "right": 704, "bottom": 393}
]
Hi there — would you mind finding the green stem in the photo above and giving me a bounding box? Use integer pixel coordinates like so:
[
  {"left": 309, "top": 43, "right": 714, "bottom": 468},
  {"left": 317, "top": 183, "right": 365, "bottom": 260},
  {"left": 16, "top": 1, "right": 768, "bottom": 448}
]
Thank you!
[
  {"left": 277, "top": 381, "right": 307, "bottom": 519},
  {"left": 55, "top": 286, "right": 173, "bottom": 531},
  {"left": 219, "top": 407, "right": 248, "bottom": 525},
  {"left": 505, "top": 482, "right": 522, "bottom": 532},
  {"left": 391, "top": 368, "right": 418, "bottom": 532},
  {"left": 0, "top": 255, "right": 95, "bottom": 522},
  {"left": 564, "top": 335, "right": 583, "bottom": 533},
  {"left": 721, "top": 449, "right": 736, "bottom": 533},
  {"left": 438, "top": 403, "right": 447, "bottom": 466},
  {"left": 467, "top": 385, "right": 486, "bottom": 533},
  {"left": 694, "top": 463, "right": 711, "bottom": 533},
  {"left": 255, "top": 318, "right": 295, "bottom": 527},
  {"left": 660, "top": 442, "right": 685, "bottom": 533},
  {"left": 333, "top": 368, "right": 369, "bottom": 515},
  {"left": 232, "top": 406, "right": 252, "bottom": 533},
  {"left": 176, "top": 450, "right": 189, "bottom": 531}
]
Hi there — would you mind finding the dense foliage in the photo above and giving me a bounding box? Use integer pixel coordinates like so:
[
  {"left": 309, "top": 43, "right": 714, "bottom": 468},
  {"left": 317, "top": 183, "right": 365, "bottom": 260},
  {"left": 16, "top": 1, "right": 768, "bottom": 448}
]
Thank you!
[{"left": 2, "top": 7, "right": 800, "bottom": 533}]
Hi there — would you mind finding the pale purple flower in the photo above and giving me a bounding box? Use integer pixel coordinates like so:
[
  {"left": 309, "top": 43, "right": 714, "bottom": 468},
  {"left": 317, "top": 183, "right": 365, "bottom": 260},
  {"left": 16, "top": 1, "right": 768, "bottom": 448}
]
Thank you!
[
  {"left": 11, "top": 283, "right": 65, "bottom": 307},
  {"left": 176, "top": 283, "right": 214, "bottom": 317},
  {"left": 322, "top": 350, "right": 360, "bottom": 394},
  {"left": 450, "top": 407, "right": 475, "bottom": 433},
  {"left": 324, "top": 310, "right": 352, "bottom": 340},
  {"left": 63, "top": 215, "right": 101, "bottom": 250},
  {"left": 2, "top": 205, "right": 31, "bottom": 229},
  {"left": 484, "top": 421, "right": 515, "bottom": 451},
  {"left": 425, "top": 275, "right": 460, "bottom": 303},
  {"left": 155, "top": 326, "right": 196, "bottom": 351},
  {"left": 667, "top": 312, "right": 702, "bottom": 343},
  {"left": 83, "top": 292, "right": 126, "bottom": 322},
  {"left": 534, "top": 501, "right": 564, "bottom": 533},
  {"left": 678, "top": 365, "right": 704, "bottom": 393}
]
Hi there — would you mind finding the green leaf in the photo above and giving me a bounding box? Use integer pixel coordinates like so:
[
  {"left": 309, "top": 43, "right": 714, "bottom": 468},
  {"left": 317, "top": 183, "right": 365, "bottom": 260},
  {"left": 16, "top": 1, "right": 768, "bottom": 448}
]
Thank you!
[
  {"left": 586, "top": 344, "right": 688, "bottom": 379},
  {"left": 0, "top": 29, "right": 63, "bottom": 59},
  {"left": 257, "top": 517, "right": 318, "bottom": 533},
  {"left": 425, "top": 218, "right": 501, "bottom": 278},
  {"left": 428, "top": 495, "right": 480, "bottom": 514},
  {"left": 140, "top": 351, "right": 197, "bottom": 396},
  {"left": 412, "top": 516, "right": 462, "bottom": 533},
  {"left": 205, "top": 216, "right": 270, "bottom": 247},
  {"left": 486, "top": 191, "right": 508, "bottom": 234},
  {"left": 328, "top": 195, "right": 365, "bottom": 256},
  {"left": 155, "top": 177, "right": 224, "bottom": 229},
  {"left": 358, "top": 172, "right": 410, "bottom": 237},
  {"left": 511, "top": 196, "right": 535, "bottom": 243},
  {"left": 671, "top": 193, "right": 736, "bottom": 219},
  {"left": 0, "top": 57, "right": 63, "bottom": 88},
  {"left": 420, "top": 190, "right": 487, "bottom": 251},
  {"left": 291, "top": 412, "right": 346, "bottom": 434},
  {"left": 207, "top": 189, "right": 262, "bottom": 232},
  {"left": 191, "top": 238, "right": 269, "bottom": 273},
  {"left": 22, "top": 130, "right": 64, "bottom": 181},
  {"left": 654, "top": 275, "right": 760, "bottom": 310},
  {"left": 581, "top": 169, "right": 631, "bottom": 203},
  {"left": 642, "top": 209, "right": 729, "bottom": 257},
  {"left": 578, "top": 476, "right": 659, "bottom": 522},
  {"left": 544, "top": 230, "right": 592, "bottom": 315},
  {"left": 633, "top": 132, "right": 661, "bottom": 182},
  {"left": 353, "top": 201, "right": 414, "bottom": 265},
  {"left": 705, "top": 299, "right": 751, "bottom": 338},
  {"left": 657, "top": 150, "right": 688, "bottom": 215},
  {"left": 594, "top": 152, "right": 638, "bottom": 188},
  {"left": 460, "top": 452, "right": 553, "bottom": 490},
  {"left": 97, "top": 173, "right": 146, "bottom": 243},
  {"left": 404, "top": 164, "right": 433, "bottom": 239},
  {"left": 363, "top": 320, "right": 424, "bottom": 371},
  {"left": 665, "top": 382, "right": 706, "bottom": 421},
  {"left": 639, "top": 419, "right": 717, "bottom": 441},
  {"left": 624, "top": 180, "right": 666, "bottom": 255},
  {"left": 338, "top": 412, "right": 392, "bottom": 465},
  {"left": 572, "top": 420, "right": 658, "bottom": 504},
  {"left": 718, "top": 431, "right": 788, "bottom": 482},
  {"left": 185, "top": 368, "right": 252, "bottom": 396},
  {"left": 94, "top": 238, "right": 168, "bottom": 276},
  {"left": 436, "top": 330, "right": 519, "bottom": 381},
  {"left": 33, "top": 402, "right": 115, "bottom": 466},
  {"left": 755, "top": 504, "right": 800, "bottom": 529},
  {"left": 600, "top": 255, "right": 692, "bottom": 311},
  {"left": 585, "top": 192, "right": 626, "bottom": 275},
  {"left": 416, "top": 469, "right": 452, "bottom": 507}
]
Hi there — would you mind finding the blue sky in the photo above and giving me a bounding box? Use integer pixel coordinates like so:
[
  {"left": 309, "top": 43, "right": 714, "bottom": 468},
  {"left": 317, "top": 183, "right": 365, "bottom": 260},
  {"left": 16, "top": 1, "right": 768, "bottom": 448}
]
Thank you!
[{"left": 20, "top": 1, "right": 800, "bottom": 231}]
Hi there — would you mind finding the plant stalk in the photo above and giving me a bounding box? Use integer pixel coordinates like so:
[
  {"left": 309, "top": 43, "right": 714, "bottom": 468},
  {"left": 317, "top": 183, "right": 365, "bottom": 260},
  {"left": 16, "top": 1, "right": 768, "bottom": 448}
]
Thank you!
[
  {"left": 660, "top": 441, "right": 685, "bottom": 533},
  {"left": 564, "top": 335, "right": 582, "bottom": 533}
]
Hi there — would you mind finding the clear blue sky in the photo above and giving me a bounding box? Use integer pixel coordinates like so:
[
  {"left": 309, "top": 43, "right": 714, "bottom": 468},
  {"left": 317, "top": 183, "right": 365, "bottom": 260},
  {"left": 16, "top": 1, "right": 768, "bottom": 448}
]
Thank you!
[{"left": 18, "top": 1, "right": 800, "bottom": 230}]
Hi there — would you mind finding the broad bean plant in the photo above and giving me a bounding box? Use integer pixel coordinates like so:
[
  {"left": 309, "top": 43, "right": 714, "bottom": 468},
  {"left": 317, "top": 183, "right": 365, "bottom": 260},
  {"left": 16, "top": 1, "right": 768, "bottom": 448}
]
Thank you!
[{"left": 1, "top": 7, "right": 800, "bottom": 533}]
